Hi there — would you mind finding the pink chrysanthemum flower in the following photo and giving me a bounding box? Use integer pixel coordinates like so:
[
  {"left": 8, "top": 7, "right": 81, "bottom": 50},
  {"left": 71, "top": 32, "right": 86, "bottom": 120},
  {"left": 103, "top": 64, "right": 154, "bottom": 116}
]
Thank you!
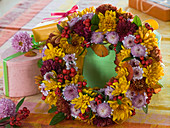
[
  {"left": 0, "top": 98, "right": 16, "bottom": 118},
  {"left": 90, "top": 101, "right": 97, "bottom": 112},
  {"left": 122, "top": 34, "right": 136, "bottom": 49},
  {"left": 97, "top": 103, "right": 111, "bottom": 118},
  {"left": 132, "top": 66, "right": 143, "bottom": 81},
  {"left": 12, "top": 32, "right": 33, "bottom": 52},
  {"left": 91, "top": 32, "right": 104, "bottom": 44},
  {"left": 63, "top": 53, "right": 77, "bottom": 63},
  {"left": 106, "top": 32, "right": 119, "bottom": 45},
  {"left": 43, "top": 71, "right": 55, "bottom": 82},
  {"left": 132, "top": 94, "right": 146, "bottom": 108},
  {"left": 131, "top": 44, "right": 146, "bottom": 57},
  {"left": 68, "top": 17, "right": 79, "bottom": 28},
  {"left": 129, "top": 58, "right": 140, "bottom": 67},
  {"left": 39, "top": 83, "right": 49, "bottom": 96},
  {"left": 104, "top": 86, "right": 114, "bottom": 100},
  {"left": 82, "top": 13, "right": 94, "bottom": 20},
  {"left": 70, "top": 104, "right": 81, "bottom": 118},
  {"left": 63, "top": 84, "right": 78, "bottom": 101}
]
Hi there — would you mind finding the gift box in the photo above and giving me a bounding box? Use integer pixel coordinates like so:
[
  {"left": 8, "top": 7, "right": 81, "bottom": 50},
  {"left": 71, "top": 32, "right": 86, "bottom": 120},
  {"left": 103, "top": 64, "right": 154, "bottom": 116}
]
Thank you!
[
  {"left": 129, "top": 0, "right": 170, "bottom": 21},
  {"left": 1, "top": 47, "right": 41, "bottom": 97}
]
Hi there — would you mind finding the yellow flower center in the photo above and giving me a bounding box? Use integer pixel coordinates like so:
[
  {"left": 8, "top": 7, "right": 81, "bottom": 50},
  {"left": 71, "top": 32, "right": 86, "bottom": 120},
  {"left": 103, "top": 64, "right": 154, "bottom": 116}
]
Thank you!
[{"left": 19, "top": 42, "right": 23, "bottom": 46}]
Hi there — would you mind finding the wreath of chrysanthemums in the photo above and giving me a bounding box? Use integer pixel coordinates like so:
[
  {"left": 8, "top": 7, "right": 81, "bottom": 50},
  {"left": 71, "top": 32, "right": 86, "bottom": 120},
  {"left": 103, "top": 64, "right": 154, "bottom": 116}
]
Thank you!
[{"left": 35, "top": 4, "right": 164, "bottom": 127}]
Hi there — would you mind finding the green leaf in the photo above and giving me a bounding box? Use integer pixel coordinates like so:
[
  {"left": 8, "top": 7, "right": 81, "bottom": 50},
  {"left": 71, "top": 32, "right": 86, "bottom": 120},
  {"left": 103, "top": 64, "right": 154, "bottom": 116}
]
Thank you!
[
  {"left": 116, "top": 41, "right": 123, "bottom": 54},
  {"left": 132, "top": 15, "right": 142, "bottom": 27},
  {"left": 88, "top": 110, "right": 93, "bottom": 119},
  {"left": 48, "top": 106, "right": 57, "bottom": 113},
  {"left": 15, "top": 97, "right": 25, "bottom": 112},
  {"left": 72, "top": 117, "right": 75, "bottom": 120},
  {"left": 92, "top": 90, "right": 105, "bottom": 97},
  {"left": 117, "top": 99, "right": 122, "bottom": 105},
  {"left": 0, "top": 117, "right": 10, "bottom": 123},
  {"left": 67, "top": 35, "right": 72, "bottom": 44},
  {"left": 5, "top": 124, "right": 11, "bottom": 128},
  {"left": 79, "top": 48, "right": 86, "bottom": 56},
  {"left": 142, "top": 104, "right": 148, "bottom": 114},
  {"left": 31, "top": 35, "right": 39, "bottom": 45},
  {"left": 57, "top": 24, "right": 64, "bottom": 33},
  {"left": 37, "top": 59, "right": 43, "bottom": 68},
  {"left": 122, "top": 57, "right": 134, "bottom": 62},
  {"left": 91, "top": 14, "right": 100, "bottom": 25},
  {"left": 91, "top": 25, "right": 99, "bottom": 31},
  {"left": 49, "top": 112, "right": 66, "bottom": 125},
  {"left": 105, "top": 95, "right": 109, "bottom": 102},
  {"left": 156, "top": 82, "right": 163, "bottom": 88}
]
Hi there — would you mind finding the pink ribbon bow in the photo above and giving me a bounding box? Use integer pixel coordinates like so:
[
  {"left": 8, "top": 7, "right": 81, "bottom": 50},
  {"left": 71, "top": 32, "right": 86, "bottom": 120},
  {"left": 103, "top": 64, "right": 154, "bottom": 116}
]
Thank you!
[{"left": 43, "top": 5, "right": 79, "bottom": 22}]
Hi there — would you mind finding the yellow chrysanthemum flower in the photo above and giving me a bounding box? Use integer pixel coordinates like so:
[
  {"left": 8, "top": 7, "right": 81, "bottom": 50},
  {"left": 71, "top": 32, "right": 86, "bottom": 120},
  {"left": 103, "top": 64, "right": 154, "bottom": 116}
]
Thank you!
[
  {"left": 71, "top": 72, "right": 80, "bottom": 84},
  {"left": 42, "top": 43, "right": 65, "bottom": 61},
  {"left": 108, "top": 97, "right": 133, "bottom": 122},
  {"left": 59, "top": 34, "right": 84, "bottom": 54},
  {"left": 71, "top": 92, "right": 94, "bottom": 114},
  {"left": 97, "top": 10, "right": 117, "bottom": 34},
  {"left": 135, "top": 26, "right": 158, "bottom": 53},
  {"left": 45, "top": 91, "right": 59, "bottom": 105},
  {"left": 76, "top": 113, "right": 96, "bottom": 125},
  {"left": 116, "top": 8, "right": 126, "bottom": 14},
  {"left": 82, "top": 88, "right": 97, "bottom": 97},
  {"left": 43, "top": 79, "right": 65, "bottom": 91},
  {"left": 116, "top": 66, "right": 129, "bottom": 79},
  {"left": 143, "top": 61, "right": 164, "bottom": 87},
  {"left": 110, "top": 76, "right": 130, "bottom": 96}
]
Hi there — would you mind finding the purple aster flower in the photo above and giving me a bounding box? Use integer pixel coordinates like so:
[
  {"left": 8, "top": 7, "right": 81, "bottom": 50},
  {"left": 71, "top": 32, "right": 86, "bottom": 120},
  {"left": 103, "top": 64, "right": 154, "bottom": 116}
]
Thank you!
[
  {"left": 42, "top": 46, "right": 47, "bottom": 58},
  {"left": 104, "top": 86, "right": 114, "bottom": 100},
  {"left": 12, "top": 32, "right": 33, "bottom": 52},
  {"left": 99, "top": 88, "right": 105, "bottom": 93},
  {"left": 91, "top": 32, "right": 104, "bottom": 44},
  {"left": 68, "top": 17, "right": 79, "bottom": 28},
  {"left": 106, "top": 32, "right": 119, "bottom": 44},
  {"left": 39, "top": 83, "right": 49, "bottom": 96},
  {"left": 63, "top": 84, "right": 79, "bottom": 101},
  {"left": 90, "top": 101, "right": 97, "bottom": 112},
  {"left": 0, "top": 98, "right": 16, "bottom": 118},
  {"left": 126, "top": 90, "right": 135, "bottom": 100},
  {"left": 132, "top": 66, "right": 143, "bottom": 81},
  {"left": 131, "top": 44, "right": 146, "bottom": 57},
  {"left": 129, "top": 58, "right": 140, "bottom": 67},
  {"left": 97, "top": 103, "right": 111, "bottom": 118},
  {"left": 132, "top": 94, "right": 146, "bottom": 108},
  {"left": 63, "top": 53, "right": 77, "bottom": 63},
  {"left": 122, "top": 35, "right": 136, "bottom": 49},
  {"left": 70, "top": 104, "right": 81, "bottom": 117},
  {"left": 82, "top": 13, "right": 94, "bottom": 20},
  {"left": 43, "top": 71, "right": 55, "bottom": 82}
]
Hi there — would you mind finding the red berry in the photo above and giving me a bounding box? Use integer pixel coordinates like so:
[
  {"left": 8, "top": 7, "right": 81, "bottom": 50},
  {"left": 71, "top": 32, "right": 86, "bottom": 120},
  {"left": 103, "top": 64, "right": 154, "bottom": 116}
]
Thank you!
[
  {"left": 55, "top": 57, "right": 59, "bottom": 61},
  {"left": 64, "top": 75, "right": 69, "bottom": 80},
  {"left": 79, "top": 113, "right": 82, "bottom": 117},
  {"left": 85, "top": 115, "right": 89, "bottom": 119},
  {"left": 64, "top": 26, "right": 69, "bottom": 30},
  {"left": 107, "top": 81, "right": 112, "bottom": 86},
  {"left": 132, "top": 111, "right": 136, "bottom": 116},
  {"left": 139, "top": 39, "right": 143, "bottom": 43},
  {"left": 113, "top": 96, "right": 117, "bottom": 101},
  {"left": 61, "top": 33, "right": 65, "bottom": 38},
  {"left": 144, "top": 65, "right": 147, "bottom": 68},
  {"left": 145, "top": 60, "right": 149, "bottom": 65},
  {"left": 86, "top": 107, "right": 91, "bottom": 112},
  {"left": 66, "top": 116, "right": 70, "bottom": 120},
  {"left": 134, "top": 40, "right": 139, "bottom": 44},
  {"left": 119, "top": 16, "right": 123, "bottom": 20},
  {"left": 78, "top": 89, "right": 82, "bottom": 93},
  {"left": 42, "top": 95, "right": 46, "bottom": 100},
  {"left": 62, "top": 69, "right": 67, "bottom": 74},
  {"left": 23, "top": 107, "right": 27, "bottom": 112},
  {"left": 98, "top": 94, "right": 103, "bottom": 99},
  {"left": 147, "top": 97, "right": 151, "bottom": 100},
  {"left": 59, "top": 74, "right": 63, "bottom": 79},
  {"left": 26, "top": 110, "right": 30, "bottom": 114},
  {"left": 83, "top": 82, "right": 87, "bottom": 86},
  {"left": 147, "top": 88, "right": 151, "bottom": 92},
  {"left": 142, "top": 60, "right": 145, "bottom": 65},
  {"left": 81, "top": 44, "right": 85, "bottom": 47},
  {"left": 148, "top": 59, "right": 152, "bottom": 64},
  {"left": 62, "top": 29, "right": 66, "bottom": 34},
  {"left": 17, "top": 122, "right": 22, "bottom": 127},
  {"left": 146, "top": 99, "right": 150, "bottom": 104},
  {"left": 66, "top": 70, "right": 70, "bottom": 74},
  {"left": 114, "top": 48, "right": 116, "bottom": 51},
  {"left": 65, "top": 34, "right": 69, "bottom": 38},
  {"left": 70, "top": 73, "right": 75, "bottom": 77},
  {"left": 97, "top": 100, "right": 102, "bottom": 105},
  {"left": 70, "top": 68, "right": 76, "bottom": 73},
  {"left": 58, "top": 59, "right": 63, "bottom": 63},
  {"left": 150, "top": 88, "right": 154, "bottom": 93},
  {"left": 10, "top": 121, "right": 14, "bottom": 126},
  {"left": 55, "top": 87, "right": 61, "bottom": 94},
  {"left": 78, "top": 84, "right": 82, "bottom": 88},
  {"left": 136, "top": 35, "right": 140, "bottom": 39},
  {"left": 140, "top": 56, "right": 144, "bottom": 60},
  {"left": 86, "top": 44, "right": 90, "bottom": 48},
  {"left": 67, "top": 30, "right": 71, "bottom": 34},
  {"left": 85, "top": 19, "right": 90, "bottom": 23},
  {"left": 85, "top": 27, "right": 89, "bottom": 30},
  {"left": 95, "top": 97, "right": 99, "bottom": 102},
  {"left": 10, "top": 116, "right": 15, "bottom": 121},
  {"left": 81, "top": 116, "right": 85, "bottom": 120},
  {"left": 57, "top": 79, "right": 63, "bottom": 83},
  {"left": 113, "top": 79, "right": 118, "bottom": 83},
  {"left": 16, "top": 117, "right": 21, "bottom": 121},
  {"left": 55, "top": 111, "right": 59, "bottom": 114},
  {"left": 78, "top": 81, "right": 83, "bottom": 86},
  {"left": 147, "top": 92, "right": 152, "bottom": 97},
  {"left": 118, "top": 96, "right": 122, "bottom": 100},
  {"left": 18, "top": 110, "right": 23, "bottom": 114}
]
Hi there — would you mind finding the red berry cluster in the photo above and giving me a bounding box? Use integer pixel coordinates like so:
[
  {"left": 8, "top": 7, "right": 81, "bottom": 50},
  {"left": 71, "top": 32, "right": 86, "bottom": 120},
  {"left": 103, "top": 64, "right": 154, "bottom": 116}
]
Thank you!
[
  {"left": 77, "top": 81, "right": 87, "bottom": 92},
  {"left": 107, "top": 79, "right": 118, "bottom": 86},
  {"left": 95, "top": 94, "right": 103, "bottom": 105},
  {"left": 81, "top": 40, "right": 91, "bottom": 48},
  {"left": 145, "top": 23, "right": 153, "bottom": 31},
  {"left": 78, "top": 107, "right": 91, "bottom": 120},
  {"left": 112, "top": 95, "right": 123, "bottom": 101},
  {"left": 61, "top": 26, "right": 71, "bottom": 38},
  {"left": 146, "top": 88, "right": 154, "bottom": 104},
  {"left": 140, "top": 56, "right": 153, "bottom": 68},
  {"left": 83, "top": 18, "right": 91, "bottom": 31},
  {"left": 118, "top": 16, "right": 125, "bottom": 22},
  {"left": 9, "top": 107, "right": 30, "bottom": 127},
  {"left": 55, "top": 57, "right": 63, "bottom": 64},
  {"left": 134, "top": 35, "right": 142, "bottom": 44},
  {"left": 131, "top": 109, "right": 136, "bottom": 116}
]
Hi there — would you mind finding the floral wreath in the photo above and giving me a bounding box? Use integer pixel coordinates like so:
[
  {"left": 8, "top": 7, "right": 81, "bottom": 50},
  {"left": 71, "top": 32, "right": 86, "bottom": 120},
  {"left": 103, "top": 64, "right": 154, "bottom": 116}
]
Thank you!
[{"left": 35, "top": 4, "right": 164, "bottom": 127}]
